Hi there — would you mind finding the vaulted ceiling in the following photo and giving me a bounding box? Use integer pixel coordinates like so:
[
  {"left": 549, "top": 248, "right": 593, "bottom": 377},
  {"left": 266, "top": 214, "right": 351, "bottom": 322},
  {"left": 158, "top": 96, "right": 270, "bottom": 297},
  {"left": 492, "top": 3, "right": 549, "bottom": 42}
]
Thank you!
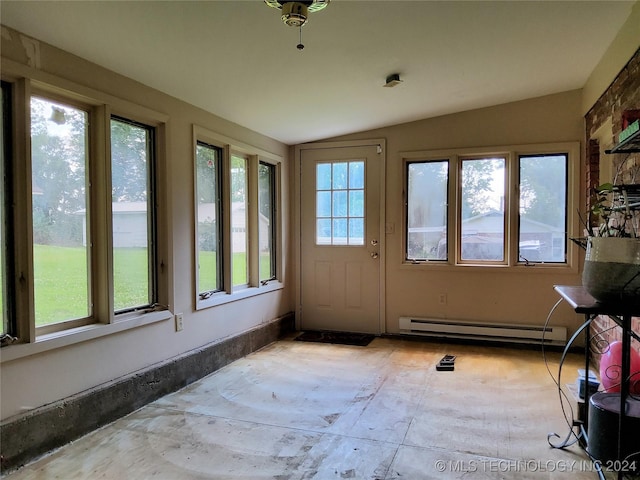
[{"left": 0, "top": 1, "right": 635, "bottom": 145}]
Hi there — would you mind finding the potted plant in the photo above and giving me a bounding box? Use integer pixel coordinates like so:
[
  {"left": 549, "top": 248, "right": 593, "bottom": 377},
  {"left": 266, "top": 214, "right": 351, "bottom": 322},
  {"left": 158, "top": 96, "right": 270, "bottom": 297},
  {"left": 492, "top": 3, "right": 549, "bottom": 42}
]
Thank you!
[{"left": 579, "top": 183, "right": 640, "bottom": 306}]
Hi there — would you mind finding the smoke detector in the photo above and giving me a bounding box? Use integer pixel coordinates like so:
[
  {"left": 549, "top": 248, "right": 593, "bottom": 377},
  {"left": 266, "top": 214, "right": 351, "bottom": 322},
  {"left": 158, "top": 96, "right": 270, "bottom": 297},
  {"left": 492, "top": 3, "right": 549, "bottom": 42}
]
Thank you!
[{"left": 264, "top": 1, "right": 330, "bottom": 28}]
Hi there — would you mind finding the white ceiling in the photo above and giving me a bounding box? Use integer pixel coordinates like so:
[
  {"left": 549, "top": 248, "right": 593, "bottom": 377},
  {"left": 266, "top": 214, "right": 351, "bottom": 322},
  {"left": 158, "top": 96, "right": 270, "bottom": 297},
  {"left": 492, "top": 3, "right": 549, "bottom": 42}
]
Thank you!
[{"left": 0, "top": 0, "right": 635, "bottom": 145}]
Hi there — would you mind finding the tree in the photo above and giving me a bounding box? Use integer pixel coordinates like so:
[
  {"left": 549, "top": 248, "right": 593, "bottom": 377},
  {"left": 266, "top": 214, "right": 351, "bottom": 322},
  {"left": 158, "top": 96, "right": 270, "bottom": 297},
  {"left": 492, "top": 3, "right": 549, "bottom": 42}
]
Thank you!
[
  {"left": 110, "top": 119, "right": 149, "bottom": 202},
  {"left": 519, "top": 155, "right": 566, "bottom": 228},
  {"left": 461, "top": 158, "right": 502, "bottom": 219},
  {"left": 30, "top": 97, "right": 87, "bottom": 246}
]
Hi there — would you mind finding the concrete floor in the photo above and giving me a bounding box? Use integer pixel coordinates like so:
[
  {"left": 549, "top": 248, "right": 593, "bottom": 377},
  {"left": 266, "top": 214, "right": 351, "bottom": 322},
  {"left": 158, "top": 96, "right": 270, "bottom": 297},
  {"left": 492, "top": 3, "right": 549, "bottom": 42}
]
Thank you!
[{"left": 3, "top": 336, "right": 609, "bottom": 479}]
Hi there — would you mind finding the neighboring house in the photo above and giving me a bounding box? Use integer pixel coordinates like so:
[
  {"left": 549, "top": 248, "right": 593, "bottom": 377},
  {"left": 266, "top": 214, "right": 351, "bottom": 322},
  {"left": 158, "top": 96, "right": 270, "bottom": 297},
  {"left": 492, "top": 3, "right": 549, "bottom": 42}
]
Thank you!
[
  {"left": 410, "top": 211, "right": 564, "bottom": 261},
  {"left": 80, "top": 202, "right": 271, "bottom": 251},
  {"left": 77, "top": 202, "right": 148, "bottom": 248},
  {"left": 111, "top": 201, "right": 149, "bottom": 248},
  {"left": 198, "top": 202, "right": 270, "bottom": 253}
]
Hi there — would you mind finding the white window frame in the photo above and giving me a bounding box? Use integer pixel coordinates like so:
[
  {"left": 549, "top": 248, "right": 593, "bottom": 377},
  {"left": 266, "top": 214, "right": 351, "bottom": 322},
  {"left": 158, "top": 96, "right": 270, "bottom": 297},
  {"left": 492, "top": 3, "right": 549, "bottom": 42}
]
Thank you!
[
  {"left": 193, "top": 125, "right": 283, "bottom": 310},
  {"left": 402, "top": 142, "right": 580, "bottom": 271}
]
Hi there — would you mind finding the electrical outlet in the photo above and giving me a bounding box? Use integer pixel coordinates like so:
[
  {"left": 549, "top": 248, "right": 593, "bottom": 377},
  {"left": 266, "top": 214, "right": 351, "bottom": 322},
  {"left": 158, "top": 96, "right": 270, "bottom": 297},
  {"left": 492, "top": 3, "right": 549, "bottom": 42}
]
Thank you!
[{"left": 175, "top": 313, "right": 184, "bottom": 332}]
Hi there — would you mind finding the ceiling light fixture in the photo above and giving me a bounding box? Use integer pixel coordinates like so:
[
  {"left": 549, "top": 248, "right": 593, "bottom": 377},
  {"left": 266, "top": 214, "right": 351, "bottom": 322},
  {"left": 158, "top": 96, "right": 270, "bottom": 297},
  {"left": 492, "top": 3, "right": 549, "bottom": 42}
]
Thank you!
[
  {"left": 264, "top": 0, "right": 330, "bottom": 28},
  {"left": 265, "top": 1, "right": 330, "bottom": 50}
]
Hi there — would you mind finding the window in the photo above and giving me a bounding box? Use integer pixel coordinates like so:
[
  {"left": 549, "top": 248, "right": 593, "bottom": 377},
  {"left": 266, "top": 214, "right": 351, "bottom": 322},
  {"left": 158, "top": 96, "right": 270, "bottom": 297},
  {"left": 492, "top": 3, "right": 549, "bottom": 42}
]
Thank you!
[
  {"left": 195, "top": 141, "right": 223, "bottom": 296},
  {"left": 316, "top": 161, "right": 364, "bottom": 245},
  {"left": 28, "top": 98, "right": 163, "bottom": 333},
  {"left": 192, "top": 126, "right": 283, "bottom": 308},
  {"left": 231, "top": 154, "right": 248, "bottom": 287},
  {"left": 460, "top": 156, "right": 506, "bottom": 262},
  {"left": 1, "top": 82, "right": 13, "bottom": 338},
  {"left": 406, "top": 160, "right": 448, "bottom": 260},
  {"left": 31, "top": 96, "right": 91, "bottom": 327},
  {"left": 518, "top": 154, "right": 567, "bottom": 263},
  {"left": 258, "top": 161, "right": 276, "bottom": 282},
  {"left": 110, "top": 117, "right": 156, "bottom": 312},
  {"left": 405, "top": 145, "right": 574, "bottom": 266},
  {"left": 1, "top": 85, "right": 168, "bottom": 349}
]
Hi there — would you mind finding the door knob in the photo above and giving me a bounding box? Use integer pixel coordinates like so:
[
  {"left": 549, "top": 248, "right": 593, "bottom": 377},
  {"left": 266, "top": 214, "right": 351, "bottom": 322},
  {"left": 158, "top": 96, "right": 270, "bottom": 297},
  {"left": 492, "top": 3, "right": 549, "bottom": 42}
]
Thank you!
[
  {"left": 370, "top": 252, "right": 379, "bottom": 259},
  {"left": 370, "top": 239, "right": 378, "bottom": 246}
]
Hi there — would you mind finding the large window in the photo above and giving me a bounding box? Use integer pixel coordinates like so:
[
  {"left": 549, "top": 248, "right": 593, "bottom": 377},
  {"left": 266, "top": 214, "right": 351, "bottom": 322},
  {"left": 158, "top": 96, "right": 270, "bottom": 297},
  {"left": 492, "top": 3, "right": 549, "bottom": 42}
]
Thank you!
[
  {"left": 518, "top": 154, "right": 567, "bottom": 263},
  {"left": 1, "top": 82, "right": 12, "bottom": 339},
  {"left": 111, "top": 117, "right": 156, "bottom": 312},
  {"left": 460, "top": 156, "right": 506, "bottom": 262},
  {"left": 29, "top": 98, "right": 162, "bottom": 331},
  {"left": 406, "top": 160, "right": 448, "bottom": 260},
  {"left": 0, "top": 78, "right": 167, "bottom": 347},
  {"left": 31, "top": 96, "right": 91, "bottom": 326},
  {"left": 259, "top": 161, "right": 276, "bottom": 282},
  {"left": 231, "top": 154, "right": 248, "bottom": 287},
  {"left": 193, "top": 127, "right": 283, "bottom": 308},
  {"left": 405, "top": 146, "right": 572, "bottom": 266},
  {"left": 195, "top": 141, "right": 223, "bottom": 296}
]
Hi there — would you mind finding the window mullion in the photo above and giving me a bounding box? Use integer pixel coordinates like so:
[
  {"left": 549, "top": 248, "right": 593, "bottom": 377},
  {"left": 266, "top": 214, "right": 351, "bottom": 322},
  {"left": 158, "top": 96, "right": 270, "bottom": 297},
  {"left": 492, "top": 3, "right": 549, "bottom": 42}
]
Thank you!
[
  {"left": 91, "top": 105, "right": 113, "bottom": 324},
  {"left": 11, "top": 79, "right": 34, "bottom": 342},
  {"left": 507, "top": 152, "right": 520, "bottom": 266},
  {"left": 452, "top": 155, "right": 461, "bottom": 264}
]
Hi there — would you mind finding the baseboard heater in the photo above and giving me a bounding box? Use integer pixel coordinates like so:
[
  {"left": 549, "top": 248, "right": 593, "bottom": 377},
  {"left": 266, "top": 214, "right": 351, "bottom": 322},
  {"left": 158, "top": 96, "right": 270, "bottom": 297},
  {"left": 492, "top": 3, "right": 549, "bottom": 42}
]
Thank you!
[{"left": 399, "top": 317, "right": 567, "bottom": 346}]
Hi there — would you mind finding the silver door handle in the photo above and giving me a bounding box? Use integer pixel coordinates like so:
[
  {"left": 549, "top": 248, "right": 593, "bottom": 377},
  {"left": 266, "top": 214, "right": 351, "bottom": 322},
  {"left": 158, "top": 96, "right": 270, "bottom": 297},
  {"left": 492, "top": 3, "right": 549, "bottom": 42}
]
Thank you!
[
  {"left": 370, "top": 252, "right": 379, "bottom": 259},
  {"left": 370, "top": 239, "right": 378, "bottom": 246}
]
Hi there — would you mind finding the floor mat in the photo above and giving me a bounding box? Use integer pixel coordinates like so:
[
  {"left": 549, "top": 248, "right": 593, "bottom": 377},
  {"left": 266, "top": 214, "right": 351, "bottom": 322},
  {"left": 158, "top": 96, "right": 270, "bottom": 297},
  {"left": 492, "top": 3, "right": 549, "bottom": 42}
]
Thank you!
[{"left": 294, "top": 331, "right": 375, "bottom": 347}]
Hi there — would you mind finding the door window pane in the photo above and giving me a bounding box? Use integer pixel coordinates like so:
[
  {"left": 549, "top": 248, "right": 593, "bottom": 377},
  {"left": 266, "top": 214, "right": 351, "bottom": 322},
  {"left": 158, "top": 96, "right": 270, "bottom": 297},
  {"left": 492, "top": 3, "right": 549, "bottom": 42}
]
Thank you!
[
  {"left": 317, "top": 191, "right": 331, "bottom": 217},
  {"left": 31, "top": 97, "right": 90, "bottom": 325},
  {"left": 519, "top": 154, "right": 567, "bottom": 263},
  {"left": 111, "top": 117, "right": 154, "bottom": 312},
  {"left": 460, "top": 157, "right": 505, "bottom": 261},
  {"left": 349, "top": 190, "right": 363, "bottom": 217},
  {"left": 196, "top": 142, "right": 223, "bottom": 294},
  {"left": 258, "top": 162, "right": 276, "bottom": 282},
  {"left": 231, "top": 155, "right": 248, "bottom": 286},
  {"left": 332, "top": 191, "right": 347, "bottom": 217},
  {"left": 406, "top": 160, "right": 448, "bottom": 260},
  {"left": 315, "top": 160, "right": 365, "bottom": 245},
  {"left": 317, "top": 163, "right": 331, "bottom": 190},
  {"left": 349, "top": 162, "right": 364, "bottom": 189},
  {"left": 332, "top": 162, "right": 348, "bottom": 189}
]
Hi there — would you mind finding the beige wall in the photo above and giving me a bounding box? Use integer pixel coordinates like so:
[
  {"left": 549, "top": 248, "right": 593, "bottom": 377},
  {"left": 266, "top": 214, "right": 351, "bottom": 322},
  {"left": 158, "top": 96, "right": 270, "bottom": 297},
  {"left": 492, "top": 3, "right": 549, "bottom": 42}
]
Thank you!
[
  {"left": 582, "top": 0, "right": 640, "bottom": 115},
  {"left": 315, "top": 91, "right": 586, "bottom": 336},
  {"left": 0, "top": 26, "right": 293, "bottom": 420}
]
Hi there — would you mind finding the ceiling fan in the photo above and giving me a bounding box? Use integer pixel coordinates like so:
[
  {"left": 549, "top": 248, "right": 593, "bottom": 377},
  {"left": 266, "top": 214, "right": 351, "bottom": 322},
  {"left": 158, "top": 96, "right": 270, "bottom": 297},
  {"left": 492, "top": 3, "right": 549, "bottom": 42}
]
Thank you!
[{"left": 264, "top": 1, "right": 330, "bottom": 28}]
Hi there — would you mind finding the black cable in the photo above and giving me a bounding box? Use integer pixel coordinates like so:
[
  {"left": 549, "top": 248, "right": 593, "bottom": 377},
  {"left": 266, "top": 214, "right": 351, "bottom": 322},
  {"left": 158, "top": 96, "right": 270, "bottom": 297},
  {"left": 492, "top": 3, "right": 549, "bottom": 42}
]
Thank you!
[{"left": 543, "top": 298, "right": 591, "bottom": 448}]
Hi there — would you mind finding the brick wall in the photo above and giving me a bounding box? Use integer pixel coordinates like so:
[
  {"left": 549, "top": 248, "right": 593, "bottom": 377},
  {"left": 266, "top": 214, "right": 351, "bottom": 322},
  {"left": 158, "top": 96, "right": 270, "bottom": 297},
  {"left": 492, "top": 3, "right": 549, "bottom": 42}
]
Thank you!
[{"left": 584, "top": 47, "right": 640, "bottom": 370}]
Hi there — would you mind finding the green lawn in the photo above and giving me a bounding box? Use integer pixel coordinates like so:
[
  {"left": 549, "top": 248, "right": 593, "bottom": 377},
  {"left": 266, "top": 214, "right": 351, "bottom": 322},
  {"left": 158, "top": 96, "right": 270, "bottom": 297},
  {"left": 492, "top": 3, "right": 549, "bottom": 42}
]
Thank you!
[
  {"left": 199, "top": 251, "right": 273, "bottom": 291},
  {"left": 33, "top": 244, "right": 91, "bottom": 326},
  {"left": 32, "top": 245, "right": 269, "bottom": 326}
]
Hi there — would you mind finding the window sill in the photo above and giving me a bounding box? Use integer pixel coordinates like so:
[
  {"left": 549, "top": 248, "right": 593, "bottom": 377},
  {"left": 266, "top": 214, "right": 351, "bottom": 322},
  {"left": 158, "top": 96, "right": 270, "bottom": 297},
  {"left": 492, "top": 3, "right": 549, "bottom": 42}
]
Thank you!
[
  {"left": 196, "top": 281, "right": 284, "bottom": 310},
  {"left": 400, "top": 261, "right": 578, "bottom": 274},
  {"left": 0, "top": 310, "right": 172, "bottom": 364}
]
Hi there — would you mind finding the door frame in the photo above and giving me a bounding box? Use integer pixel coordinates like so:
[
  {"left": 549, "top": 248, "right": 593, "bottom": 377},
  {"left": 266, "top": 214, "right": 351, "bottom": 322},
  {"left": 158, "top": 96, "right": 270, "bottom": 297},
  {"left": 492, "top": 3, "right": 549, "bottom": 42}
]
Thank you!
[{"left": 294, "top": 139, "right": 386, "bottom": 334}]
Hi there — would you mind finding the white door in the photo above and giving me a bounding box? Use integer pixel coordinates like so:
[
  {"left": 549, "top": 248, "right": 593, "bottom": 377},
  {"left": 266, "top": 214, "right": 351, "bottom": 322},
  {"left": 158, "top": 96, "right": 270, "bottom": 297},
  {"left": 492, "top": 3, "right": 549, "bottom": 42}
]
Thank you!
[{"left": 300, "top": 144, "right": 382, "bottom": 334}]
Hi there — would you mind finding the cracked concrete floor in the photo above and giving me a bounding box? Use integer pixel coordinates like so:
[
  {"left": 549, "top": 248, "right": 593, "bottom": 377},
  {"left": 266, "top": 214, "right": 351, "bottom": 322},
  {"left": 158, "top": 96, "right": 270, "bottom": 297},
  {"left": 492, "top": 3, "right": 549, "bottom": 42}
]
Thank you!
[{"left": 5, "top": 336, "right": 603, "bottom": 479}]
